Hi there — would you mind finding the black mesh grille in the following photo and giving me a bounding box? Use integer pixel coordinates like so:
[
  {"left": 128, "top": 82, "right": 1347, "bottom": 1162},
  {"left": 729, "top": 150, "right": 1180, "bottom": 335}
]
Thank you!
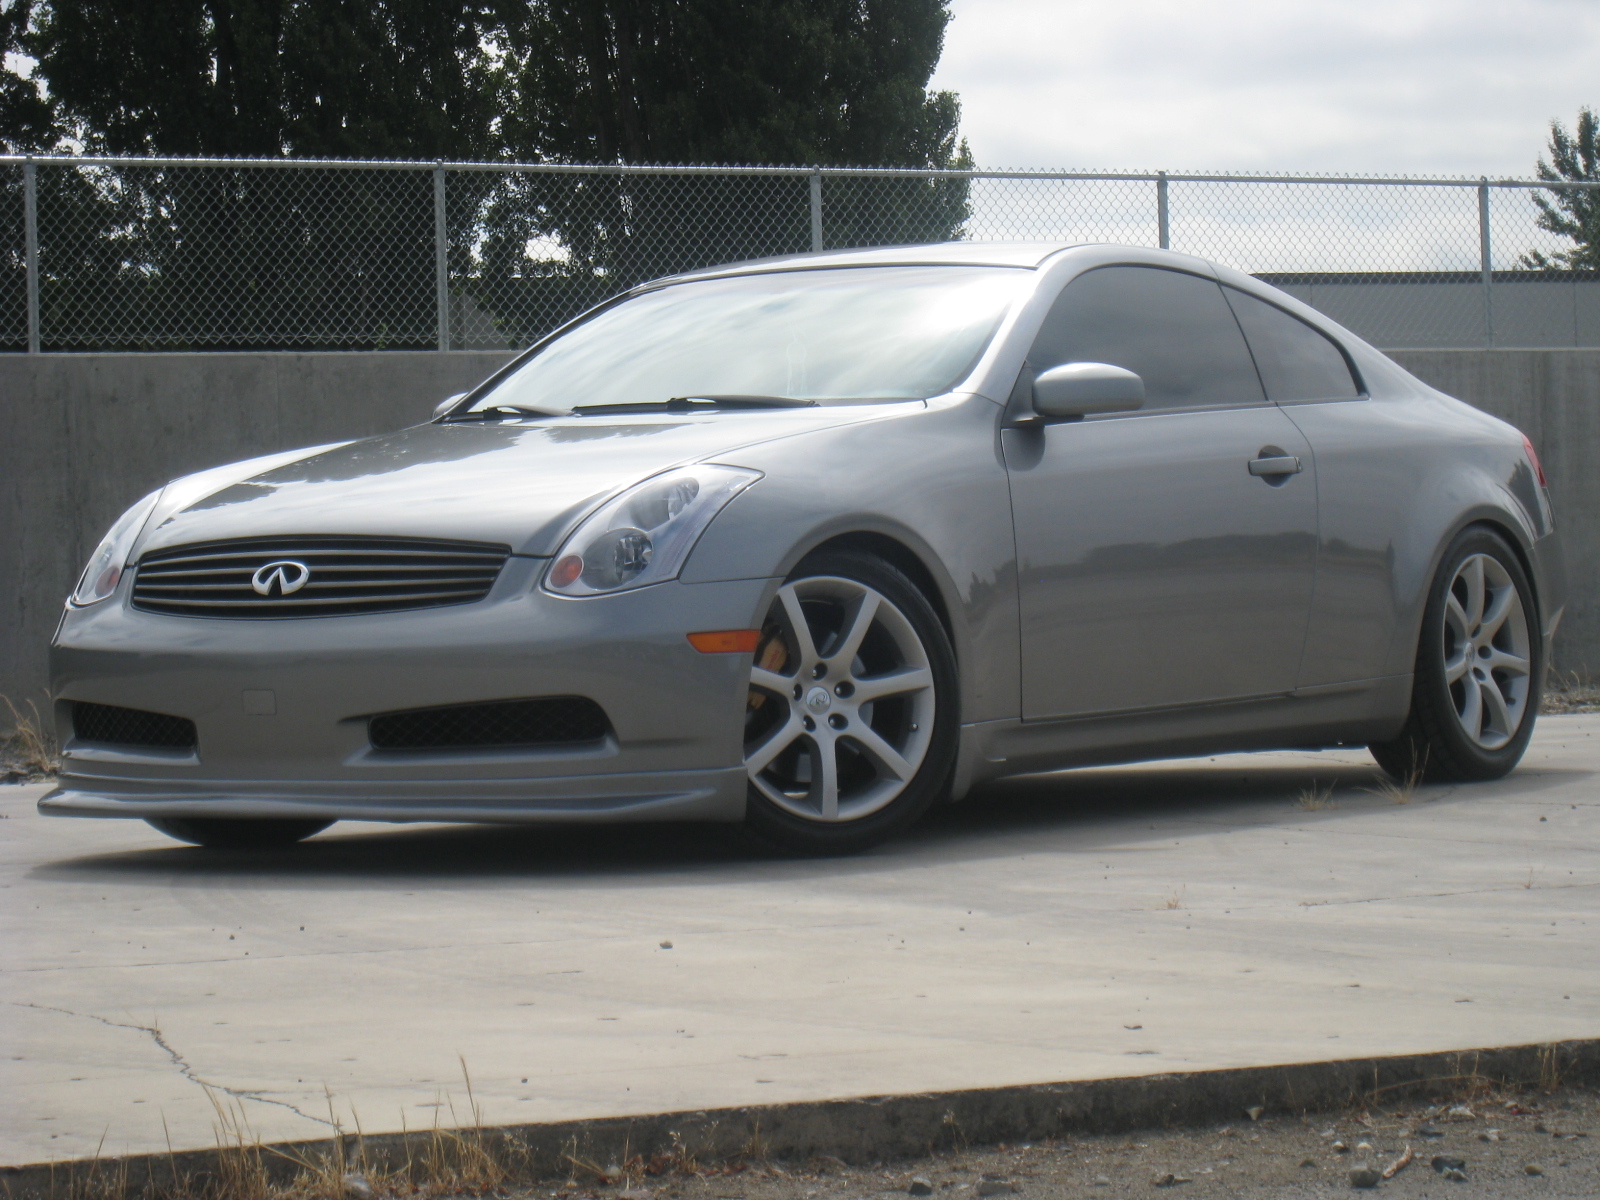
[
  {"left": 72, "top": 702, "right": 197, "bottom": 750},
  {"left": 132, "top": 536, "right": 510, "bottom": 619},
  {"left": 368, "top": 697, "right": 610, "bottom": 751}
]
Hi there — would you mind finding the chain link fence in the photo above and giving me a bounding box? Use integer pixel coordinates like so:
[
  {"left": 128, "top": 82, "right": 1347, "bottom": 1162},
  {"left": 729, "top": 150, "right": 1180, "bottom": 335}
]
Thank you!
[{"left": 2, "top": 157, "right": 1597, "bottom": 353}]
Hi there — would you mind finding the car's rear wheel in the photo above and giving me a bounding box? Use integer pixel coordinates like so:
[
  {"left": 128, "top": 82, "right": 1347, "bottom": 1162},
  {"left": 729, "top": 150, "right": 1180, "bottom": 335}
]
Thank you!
[
  {"left": 146, "top": 817, "right": 333, "bottom": 849},
  {"left": 741, "top": 550, "right": 957, "bottom": 853},
  {"left": 1369, "top": 526, "right": 1541, "bottom": 783}
]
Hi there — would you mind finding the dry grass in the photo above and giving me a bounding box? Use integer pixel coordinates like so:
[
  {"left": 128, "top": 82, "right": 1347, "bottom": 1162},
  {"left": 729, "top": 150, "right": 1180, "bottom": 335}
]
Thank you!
[
  {"left": 3, "top": 696, "right": 59, "bottom": 782},
  {"left": 1542, "top": 670, "right": 1600, "bottom": 714},
  {"left": 1364, "top": 763, "right": 1425, "bottom": 806},
  {"left": 1296, "top": 781, "right": 1336, "bottom": 811}
]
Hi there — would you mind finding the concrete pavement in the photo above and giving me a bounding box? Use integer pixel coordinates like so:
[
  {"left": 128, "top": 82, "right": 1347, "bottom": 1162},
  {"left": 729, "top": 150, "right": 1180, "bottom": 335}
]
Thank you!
[{"left": 3, "top": 715, "right": 1597, "bottom": 1167}]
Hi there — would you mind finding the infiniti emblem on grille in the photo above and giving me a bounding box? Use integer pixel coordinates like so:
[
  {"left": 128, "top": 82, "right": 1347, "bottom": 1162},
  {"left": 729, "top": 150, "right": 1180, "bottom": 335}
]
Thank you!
[{"left": 251, "top": 560, "right": 311, "bottom": 596}]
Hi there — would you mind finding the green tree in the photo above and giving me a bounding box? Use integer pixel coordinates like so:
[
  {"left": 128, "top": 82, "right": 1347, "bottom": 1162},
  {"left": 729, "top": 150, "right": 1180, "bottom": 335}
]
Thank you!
[
  {"left": 1524, "top": 106, "right": 1600, "bottom": 270},
  {"left": 2, "top": 0, "right": 969, "bottom": 349}
]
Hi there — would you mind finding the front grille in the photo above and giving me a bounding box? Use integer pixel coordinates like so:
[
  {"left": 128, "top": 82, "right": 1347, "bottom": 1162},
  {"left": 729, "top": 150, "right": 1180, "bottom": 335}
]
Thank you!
[
  {"left": 368, "top": 697, "right": 610, "bottom": 751},
  {"left": 132, "top": 536, "right": 510, "bottom": 618},
  {"left": 72, "top": 701, "right": 197, "bottom": 750}
]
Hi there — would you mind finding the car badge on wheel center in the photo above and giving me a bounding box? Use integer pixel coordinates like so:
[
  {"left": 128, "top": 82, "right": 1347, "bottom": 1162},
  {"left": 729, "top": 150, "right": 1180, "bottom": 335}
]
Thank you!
[
  {"left": 805, "top": 686, "right": 832, "bottom": 713},
  {"left": 251, "top": 560, "right": 312, "bottom": 596}
]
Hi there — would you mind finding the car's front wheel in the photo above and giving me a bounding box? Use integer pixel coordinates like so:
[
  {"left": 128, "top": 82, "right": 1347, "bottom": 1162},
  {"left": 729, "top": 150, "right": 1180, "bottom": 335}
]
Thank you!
[
  {"left": 146, "top": 817, "right": 333, "bottom": 849},
  {"left": 741, "top": 550, "right": 958, "bottom": 853},
  {"left": 1369, "top": 526, "right": 1541, "bottom": 783}
]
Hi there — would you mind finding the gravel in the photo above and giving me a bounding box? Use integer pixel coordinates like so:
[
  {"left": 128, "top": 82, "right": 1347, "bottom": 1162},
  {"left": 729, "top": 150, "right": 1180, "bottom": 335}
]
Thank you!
[{"left": 514, "top": 1087, "right": 1598, "bottom": 1200}]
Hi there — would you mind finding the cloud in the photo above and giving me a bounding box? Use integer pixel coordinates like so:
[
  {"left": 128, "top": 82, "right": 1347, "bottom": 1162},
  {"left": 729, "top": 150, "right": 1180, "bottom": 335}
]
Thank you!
[{"left": 931, "top": 0, "right": 1600, "bottom": 175}]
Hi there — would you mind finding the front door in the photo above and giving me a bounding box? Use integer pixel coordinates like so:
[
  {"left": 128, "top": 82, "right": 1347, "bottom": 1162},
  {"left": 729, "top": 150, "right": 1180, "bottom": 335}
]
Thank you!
[{"left": 1006, "top": 265, "right": 1318, "bottom": 719}]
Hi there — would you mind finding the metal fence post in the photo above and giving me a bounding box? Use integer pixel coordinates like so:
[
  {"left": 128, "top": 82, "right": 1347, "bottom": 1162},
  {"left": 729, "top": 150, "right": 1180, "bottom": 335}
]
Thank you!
[
  {"left": 1478, "top": 179, "right": 1494, "bottom": 348},
  {"left": 433, "top": 165, "right": 449, "bottom": 351},
  {"left": 809, "top": 173, "right": 823, "bottom": 253},
  {"left": 24, "top": 158, "right": 39, "bottom": 354},
  {"left": 1157, "top": 171, "right": 1170, "bottom": 250}
]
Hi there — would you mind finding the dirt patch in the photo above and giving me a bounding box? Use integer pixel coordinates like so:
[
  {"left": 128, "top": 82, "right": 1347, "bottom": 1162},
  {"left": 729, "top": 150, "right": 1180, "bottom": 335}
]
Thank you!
[{"left": 537, "top": 1089, "right": 1597, "bottom": 1200}]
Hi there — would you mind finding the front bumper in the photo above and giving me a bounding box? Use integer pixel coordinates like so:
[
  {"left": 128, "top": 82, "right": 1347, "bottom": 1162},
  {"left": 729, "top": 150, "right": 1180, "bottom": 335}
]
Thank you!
[{"left": 42, "top": 560, "right": 775, "bottom": 824}]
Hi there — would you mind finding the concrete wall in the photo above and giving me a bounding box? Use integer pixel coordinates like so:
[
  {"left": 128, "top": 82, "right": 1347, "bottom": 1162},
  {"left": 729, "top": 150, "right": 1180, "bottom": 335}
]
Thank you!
[
  {"left": 1268, "top": 279, "right": 1600, "bottom": 350},
  {"left": 2, "top": 349, "right": 1594, "bottom": 718}
]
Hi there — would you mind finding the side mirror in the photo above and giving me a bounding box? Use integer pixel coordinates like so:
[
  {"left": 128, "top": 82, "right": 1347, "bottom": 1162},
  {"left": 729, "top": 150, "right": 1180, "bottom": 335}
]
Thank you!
[
  {"left": 1030, "top": 362, "right": 1145, "bottom": 422},
  {"left": 433, "top": 393, "right": 467, "bottom": 420}
]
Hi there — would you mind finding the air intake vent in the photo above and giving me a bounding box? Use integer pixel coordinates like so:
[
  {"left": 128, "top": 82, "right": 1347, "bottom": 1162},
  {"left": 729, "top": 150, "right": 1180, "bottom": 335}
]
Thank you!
[
  {"left": 368, "top": 697, "right": 610, "bottom": 751},
  {"left": 132, "top": 536, "right": 510, "bottom": 618},
  {"left": 72, "top": 702, "right": 197, "bottom": 750}
]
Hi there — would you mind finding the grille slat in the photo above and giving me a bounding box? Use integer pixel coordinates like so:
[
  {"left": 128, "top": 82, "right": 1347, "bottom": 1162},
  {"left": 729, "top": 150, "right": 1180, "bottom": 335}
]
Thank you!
[
  {"left": 368, "top": 697, "right": 610, "bottom": 751},
  {"left": 72, "top": 701, "right": 197, "bottom": 750},
  {"left": 133, "top": 536, "right": 510, "bottom": 619}
]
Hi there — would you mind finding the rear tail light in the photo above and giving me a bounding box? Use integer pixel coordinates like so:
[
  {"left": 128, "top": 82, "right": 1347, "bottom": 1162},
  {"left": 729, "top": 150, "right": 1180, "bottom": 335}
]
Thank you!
[{"left": 1521, "top": 434, "right": 1547, "bottom": 488}]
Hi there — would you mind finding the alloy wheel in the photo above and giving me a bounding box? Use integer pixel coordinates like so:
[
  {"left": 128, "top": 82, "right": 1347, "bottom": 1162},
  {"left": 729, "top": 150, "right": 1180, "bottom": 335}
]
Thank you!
[
  {"left": 744, "top": 576, "right": 936, "bottom": 823},
  {"left": 1442, "top": 552, "right": 1532, "bottom": 751}
]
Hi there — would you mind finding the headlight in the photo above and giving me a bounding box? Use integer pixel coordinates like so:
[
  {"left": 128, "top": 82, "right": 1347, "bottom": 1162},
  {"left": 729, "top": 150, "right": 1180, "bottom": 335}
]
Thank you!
[
  {"left": 70, "top": 489, "right": 163, "bottom": 606},
  {"left": 544, "top": 465, "right": 761, "bottom": 596}
]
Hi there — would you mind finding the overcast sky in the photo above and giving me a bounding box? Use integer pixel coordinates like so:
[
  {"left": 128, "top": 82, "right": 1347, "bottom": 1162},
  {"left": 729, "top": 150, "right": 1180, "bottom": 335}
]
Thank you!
[{"left": 929, "top": 0, "right": 1600, "bottom": 177}]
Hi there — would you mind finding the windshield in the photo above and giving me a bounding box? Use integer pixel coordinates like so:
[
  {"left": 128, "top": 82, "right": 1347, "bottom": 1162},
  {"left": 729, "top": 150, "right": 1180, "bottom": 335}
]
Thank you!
[{"left": 468, "top": 265, "right": 1025, "bottom": 413}]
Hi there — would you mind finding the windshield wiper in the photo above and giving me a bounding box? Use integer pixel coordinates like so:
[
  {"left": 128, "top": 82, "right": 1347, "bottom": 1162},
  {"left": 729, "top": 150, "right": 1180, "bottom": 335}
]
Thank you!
[
  {"left": 441, "top": 404, "right": 557, "bottom": 422},
  {"left": 572, "top": 395, "right": 819, "bottom": 416}
]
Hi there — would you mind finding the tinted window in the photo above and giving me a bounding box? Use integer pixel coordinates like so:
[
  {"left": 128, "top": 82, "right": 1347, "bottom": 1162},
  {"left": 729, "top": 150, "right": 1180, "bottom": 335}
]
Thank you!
[
  {"left": 1029, "top": 266, "right": 1265, "bottom": 410},
  {"left": 1224, "top": 287, "right": 1360, "bottom": 402}
]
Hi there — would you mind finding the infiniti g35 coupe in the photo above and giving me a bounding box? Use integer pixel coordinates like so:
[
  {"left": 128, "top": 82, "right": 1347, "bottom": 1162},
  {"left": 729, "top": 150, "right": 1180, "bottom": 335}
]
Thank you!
[{"left": 43, "top": 242, "right": 1566, "bottom": 852}]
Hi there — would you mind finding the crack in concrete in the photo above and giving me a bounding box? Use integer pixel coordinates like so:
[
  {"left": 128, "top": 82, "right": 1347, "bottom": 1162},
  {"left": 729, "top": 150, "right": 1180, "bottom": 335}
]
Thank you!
[{"left": 9, "top": 1001, "right": 335, "bottom": 1128}]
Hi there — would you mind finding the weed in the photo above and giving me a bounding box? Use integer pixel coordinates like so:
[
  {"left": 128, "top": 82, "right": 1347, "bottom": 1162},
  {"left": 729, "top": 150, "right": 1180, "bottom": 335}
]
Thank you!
[
  {"left": 1161, "top": 887, "right": 1185, "bottom": 911},
  {"left": 1364, "top": 762, "right": 1425, "bottom": 806},
  {"left": 2, "top": 696, "right": 58, "bottom": 781},
  {"left": 1297, "top": 781, "right": 1336, "bottom": 811},
  {"left": 1541, "top": 670, "right": 1600, "bottom": 714}
]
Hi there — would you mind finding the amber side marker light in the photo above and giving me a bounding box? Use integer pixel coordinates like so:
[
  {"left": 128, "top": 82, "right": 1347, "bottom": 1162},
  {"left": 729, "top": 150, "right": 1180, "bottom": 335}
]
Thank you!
[{"left": 687, "top": 629, "right": 762, "bottom": 654}]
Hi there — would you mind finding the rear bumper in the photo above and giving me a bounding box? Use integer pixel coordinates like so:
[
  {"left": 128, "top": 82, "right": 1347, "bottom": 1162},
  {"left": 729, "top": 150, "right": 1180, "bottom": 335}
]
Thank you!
[{"left": 45, "top": 563, "right": 774, "bottom": 824}]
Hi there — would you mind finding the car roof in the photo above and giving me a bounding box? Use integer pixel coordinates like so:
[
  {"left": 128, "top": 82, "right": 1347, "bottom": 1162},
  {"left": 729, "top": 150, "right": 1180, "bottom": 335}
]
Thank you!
[{"left": 662, "top": 242, "right": 1084, "bottom": 282}]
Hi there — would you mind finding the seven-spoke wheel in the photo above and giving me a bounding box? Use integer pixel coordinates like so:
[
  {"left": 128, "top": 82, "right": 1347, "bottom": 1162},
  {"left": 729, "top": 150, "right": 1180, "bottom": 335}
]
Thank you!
[
  {"left": 1370, "top": 526, "right": 1541, "bottom": 783},
  {"left": 742, "top": 551, "right": 956, "bottom": 851}
]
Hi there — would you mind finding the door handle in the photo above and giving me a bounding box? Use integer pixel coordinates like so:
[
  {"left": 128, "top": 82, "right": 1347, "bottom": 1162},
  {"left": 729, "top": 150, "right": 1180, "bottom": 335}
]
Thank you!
[{"left": 1248, "top": 455, "right": 1302, "bottom": 477}]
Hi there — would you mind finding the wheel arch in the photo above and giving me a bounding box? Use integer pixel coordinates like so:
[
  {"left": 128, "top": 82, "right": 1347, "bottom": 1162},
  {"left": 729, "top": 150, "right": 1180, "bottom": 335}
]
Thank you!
[{"left": 788, "top": 530, "right": 959, "bottom": 654}]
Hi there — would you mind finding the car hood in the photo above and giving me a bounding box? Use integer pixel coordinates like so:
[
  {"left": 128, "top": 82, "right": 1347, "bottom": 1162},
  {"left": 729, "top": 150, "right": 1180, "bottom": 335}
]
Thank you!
[{"left": 139, "top": 408, "right": 904, "bottom": 557}]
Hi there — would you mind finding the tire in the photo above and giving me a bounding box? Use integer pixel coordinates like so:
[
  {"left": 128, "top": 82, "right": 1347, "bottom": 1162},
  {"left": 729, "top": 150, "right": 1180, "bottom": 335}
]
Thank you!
[
  {"left": 741, "top": 549, "right": 958, "bottom": 853},
  {"left": 146, "top": 817, "right": 333, "bottom": 849},
  {"left": 1369, "top": 526, "right": 1542, "bottom": 783}
]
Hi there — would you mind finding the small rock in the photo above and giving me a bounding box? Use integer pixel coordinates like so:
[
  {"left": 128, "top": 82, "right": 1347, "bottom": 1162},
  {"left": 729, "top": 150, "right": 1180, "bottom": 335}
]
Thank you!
[
  {"left": 1320, "top": 1128, "right": 1337, "bottom": 1138},
  {"left": 1348, "top": 1165, "right": 1381, "bottom": 1188},
  {"left": 1446, "top": 1105, "right": 1476, "bottom": 1120},
  {"left": 1300, "top": 1158, "right": 1318, "bottom": 1168},
  {"left": 341, "top": 1175, "right": 376, "bottom": 1200},
  {"left": 1416, "top": 1124, "right": 1445, "bottom": 1138},
  {"left": 1524, "top": 1164, "right": 1545, "bottom": 1176},
  {"left": 1480, "top": 1129, "right": 1502, "bottom": 1142},
  {"left": 1332, "top": 1141, "right": 1349, "bottom": 1154},
  {"left": 976, "top": 1182, "right": 1015, "bottom": 1197},
  {"left": 1534, "top": 1122, "right": 1550, "bottom": 1134},
  {"left": 1431, "top": 1156, "right": 1467, "bottom": 1174},
  {"left": 1091, "top": 1177, "right": 1110, "bottom": 1188},
  {"left": 1443, "top": 1168, "right": 1468, "bottom": 1182},
  {"left": 1150, "top": 1174, "right": 1189, "bottom": 1188},
  {"left": 1355, "top": 1142, "right": 1374, "bottom": 1155},
  {"left": 659, "top": 941, "right": 673, "bottom": 949},
  {"left": 908, "top": 1179, "right": 935, "bottom": 1197},
  {"left": 1244, "top": 1106, "right": 1265, "bottom": 1121},
  {"left": 618, "top": 1190, "right": 652, "bottom": 1200}
]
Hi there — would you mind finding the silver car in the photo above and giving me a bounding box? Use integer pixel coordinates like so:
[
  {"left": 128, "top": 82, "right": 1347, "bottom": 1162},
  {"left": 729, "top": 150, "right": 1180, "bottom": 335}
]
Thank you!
[{"left": 43, "top": 243, "right": 1566, "bottom": 853}]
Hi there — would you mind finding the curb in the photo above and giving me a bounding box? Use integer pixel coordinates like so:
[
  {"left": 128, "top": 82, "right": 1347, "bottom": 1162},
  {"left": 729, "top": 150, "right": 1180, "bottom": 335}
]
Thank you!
[{"left": 4, "top": 1039, "right": 1596, "bottom": 1199}]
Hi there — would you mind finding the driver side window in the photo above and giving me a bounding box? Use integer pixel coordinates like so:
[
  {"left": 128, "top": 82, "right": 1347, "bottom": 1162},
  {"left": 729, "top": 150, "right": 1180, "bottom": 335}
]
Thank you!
[{"left": 1029, "top": 266, "right": 1267, "bottom": 411}]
